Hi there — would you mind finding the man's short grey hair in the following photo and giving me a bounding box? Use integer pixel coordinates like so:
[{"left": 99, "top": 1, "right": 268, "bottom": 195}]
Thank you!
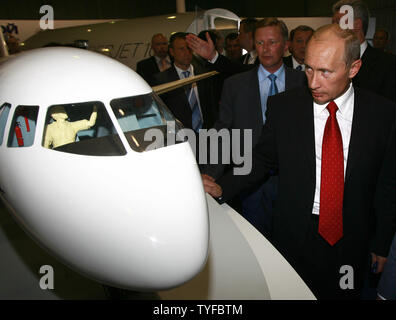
[
  {"left": 254, "top": 18, "right": 289, "bottom": 43},
  {"left": 313, "top": 24, "right": 360, "bottom": 67},
  {"left": 332, "top": 0, "right": 370, "bottom": 35}
]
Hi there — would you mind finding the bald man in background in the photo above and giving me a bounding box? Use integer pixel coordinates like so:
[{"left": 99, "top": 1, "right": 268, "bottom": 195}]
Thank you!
[{"left": 136, "top": 33, "right": 171, "bottom": 85}]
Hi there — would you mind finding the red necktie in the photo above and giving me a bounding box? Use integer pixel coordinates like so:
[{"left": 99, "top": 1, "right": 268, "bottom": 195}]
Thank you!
[{"left": 319, "top": 101, "right": 344, "bottom": 246}]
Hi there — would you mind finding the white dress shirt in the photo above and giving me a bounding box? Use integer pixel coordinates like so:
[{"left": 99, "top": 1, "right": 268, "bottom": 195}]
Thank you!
[
  {"left": 257, "top": 64, "right": 285, "bottom": 123},
  {"left": 291, "top": 55, "right": 305, "bottom": 71},
  {"left": 244, "top": 50, "right": 258, "bottom": 64},
  {"left": 312, "top": 83, "right": 354, "bottom": 215},
  {"left": 360, "top": 41, "right": 368, "bottom": 58},
  {"left": 174, "top": 64, "right": 203, "bottom": 119},
  {"left": 154, "top": 55, "right": 171, "bottom": 72}
]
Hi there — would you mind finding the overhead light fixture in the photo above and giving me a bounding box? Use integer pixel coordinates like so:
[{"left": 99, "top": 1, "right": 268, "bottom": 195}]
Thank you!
[{"left": 167, "top": 16, "right": 177, "bottom": 20}]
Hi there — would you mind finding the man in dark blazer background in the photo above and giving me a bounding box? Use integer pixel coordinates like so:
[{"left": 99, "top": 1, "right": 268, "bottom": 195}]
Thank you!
[
  {"left": 283, "top": 25, "right": 314, "bottom": 71},
  {"left": 136, "top": 33, "right": 171, "bottom": 86},
  {"left": 332, "top": 0, "right": 396, "bottom": 103},
  {"left": 187, "top": 18, "right": 306, "bottom": 238},
  {"left": 203, "top": 24, "right": 396, "bottom": 299},
  {"left": 238, "top": 18, "right": 260, "bottom": 65},
  {"left": 154, "top": 32, "right": 217, "bottom": 131}
]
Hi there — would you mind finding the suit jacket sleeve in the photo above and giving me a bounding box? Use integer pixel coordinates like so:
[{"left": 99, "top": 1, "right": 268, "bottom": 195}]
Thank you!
[
  {"left": 217, "top": 95, "right": 278, "bottom": 201},
  {"left": 200, "top": 75, "right": 235, "bottom": 179},
  {"left": 377, "top": 233, "right": 396, "bottom": 299},
  {"left": 373, "top": 116, "right": 396, "bottom": 256},
  {"left": 211, "top": 54, "right": 254, "bottom": 79}
]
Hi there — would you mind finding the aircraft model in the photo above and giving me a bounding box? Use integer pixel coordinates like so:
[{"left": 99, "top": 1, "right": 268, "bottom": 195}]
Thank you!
[
  {"left": 0, "top": 46, "right": 211, "bottom": 291},
  {"left": 0, "top": 46, "right": 315, "bottom": 300},
  {"left": 22, "top": 8, "right": 241, "bottom": 70}
]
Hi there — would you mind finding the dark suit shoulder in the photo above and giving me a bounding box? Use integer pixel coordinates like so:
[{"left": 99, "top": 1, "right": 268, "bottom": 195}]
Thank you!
[
  {"left": 355, "top": 87, "right": 396, "bottom": 114},
  {"left": 283, "top": 55, "right": 293, "bottom": 68},
  {"left": 153, "top": 66, "right": 178, "bottom": 85},
  {"left": 222, "top": 65, "right": 258, "bottom": 86},
  {"left": 285, "top": 66, "right": 307, "bottom": 88},
  {"left": 136, "top": 56, "right": 156, "bottom": 68}
]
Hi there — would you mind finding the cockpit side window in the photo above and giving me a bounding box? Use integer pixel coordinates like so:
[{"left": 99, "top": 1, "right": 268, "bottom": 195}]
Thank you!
[
  {"left": 0, "top": 103, "right": 11, "bottom": 145},
  {"left": 110, "top": 93, "right": 183, "bottom": 152},
  {"left": 7, "top": 105, "right": 39, "bottom": 148},
  {"left": 42, "top": 101, "right": 126, "bottom": 156}
]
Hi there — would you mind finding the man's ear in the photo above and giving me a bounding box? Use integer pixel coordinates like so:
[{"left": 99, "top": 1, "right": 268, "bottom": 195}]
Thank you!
[
  {"left": 349, "top": 59, "right": 362, "bottom": 79},
  {"left": 284, "top": 40, "right": 290, "bottom": 55}
]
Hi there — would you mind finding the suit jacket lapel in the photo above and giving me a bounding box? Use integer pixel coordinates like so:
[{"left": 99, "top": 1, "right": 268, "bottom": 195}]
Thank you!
[
  {"left": 169, "top": 65, "right": 190, "bottom": 106},
  {"left": 150, "top": 56, "right": 160, "bottom": 74},
  {"left": 250, "top": 66, "right": 264, "bottom": 129},
  {"left": 345, "top": 87, "right": 366, "bottom": 184},
  {"left": 297, "top": 88, "right": 316, "bottom": 180}
]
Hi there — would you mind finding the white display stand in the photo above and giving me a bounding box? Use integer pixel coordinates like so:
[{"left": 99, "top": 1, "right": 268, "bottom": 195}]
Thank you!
[{"left": 0, "top": 194, "right": 315, "bottom": 300}]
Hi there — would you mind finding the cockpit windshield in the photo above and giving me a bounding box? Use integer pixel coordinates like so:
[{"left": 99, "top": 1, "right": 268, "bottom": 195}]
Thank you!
[
  {"left": 41, "top": 94, "right": 184, "bottom": 156},
  {"left": 43, "top": 102, "right": 126, "bottom": 156},
  {"left": 110, "top": 93, "right": 184, "bottom": 152}
]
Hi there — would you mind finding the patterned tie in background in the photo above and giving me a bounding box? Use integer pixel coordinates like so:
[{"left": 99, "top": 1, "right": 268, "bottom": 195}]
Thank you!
[
  {"left": 268, "top": 74, "right": 279, "bottom": 96},
  {"left": 319, "top": 100, "right": 344, "bottom": 246},
  {"left": 159, "top": 58, "right": 167, "bottom": 71},
  {"left": 182, "top": 71, "right": 203, "bottom": 132}
]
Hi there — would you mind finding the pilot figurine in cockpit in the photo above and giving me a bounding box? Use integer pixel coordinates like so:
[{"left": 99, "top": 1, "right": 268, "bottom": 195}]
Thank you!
[{"left": 44, "top": 105, "right": 97, "bottom": 149}]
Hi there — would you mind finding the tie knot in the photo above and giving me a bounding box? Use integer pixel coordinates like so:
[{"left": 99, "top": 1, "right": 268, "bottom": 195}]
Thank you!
[
  {"left": 182, "top": 71, "right": 190, "bottom": 78},
  {"left": 296, "top": 65, "right": 303, "bottom": 71},
  {"left": 326, "top": 101, "right": 338, "bottom": 116},
  {"left": 268, "top": 74, "right": 277, "bottom": 82}
]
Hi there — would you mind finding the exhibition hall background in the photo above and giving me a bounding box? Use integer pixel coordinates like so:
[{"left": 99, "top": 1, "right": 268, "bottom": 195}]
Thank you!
[{"left": 0, "top": 0, "right": 395, "bottom": 52}]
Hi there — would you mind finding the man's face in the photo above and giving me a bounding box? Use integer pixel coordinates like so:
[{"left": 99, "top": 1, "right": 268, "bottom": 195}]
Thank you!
[
  {"left": 169, "top": 37, "right": 193, "bottom": 70},
  {"left": 255, "top": 26, "right": 288, "bottom": 73},
  {"left": 289, "top": 30, "right": 313, "bottom": 64},
  {"left": 225, "top": 38, "right": 242, "bottom": 60},
  {"left": 305, "top": 37, "right": 359, "bottom": 105},
  {"left": 238, "top": 23, "right": 252, "bottom": 51},
  {"left": 151, "top": 35, "right": 168, "bottom": 59},
  {"left": 373, "top": 30, "right": 388, "bottom": 50}
]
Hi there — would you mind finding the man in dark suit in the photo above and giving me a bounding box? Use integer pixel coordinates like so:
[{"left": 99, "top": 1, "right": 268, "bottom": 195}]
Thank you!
[
  {"left": 238, "top": 18, "right": 260, "bottom": 65},
  {"left": 332, "top": 0, "right": 396, "bottom": 102},
  {"left": 203, "top": 24, "right": 396, "bottom": 299},
  {"left": 225, "top": 32, "right": 243, "bottom": 62},
  {"left": 283, "top": 25, "right": 314, "bottom": 71},
  {"left": 136, "top": 33, "right": 171, "bottom": 86},
  {"left": 154, "top": 32, "right": 216, "bottom": 131},
  {"left": 188, "top": 18, "right": 306, "bottom": 238}
]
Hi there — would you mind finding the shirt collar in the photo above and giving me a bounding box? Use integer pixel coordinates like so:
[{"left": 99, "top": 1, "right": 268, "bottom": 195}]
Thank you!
[
  {"left": 174, "top": 64, "right": 194, "bottom": 78},
  {"left": 154, "top": 55, "right": 170, "bottom": 64},
  {"left": 249, "top": 50, "right": 257, "bottom": 59},
  {"left": 314, "top": 83, "right": 354, "bottom": 120},
  {"left": 292, "top": 55, "right": 303, "bottom": 69},
  {"left": 360, "top": 41, "right": 368, "bottom": 58},
  {"left": 258, "top": 63, "right": 285, "bottom": 83}
]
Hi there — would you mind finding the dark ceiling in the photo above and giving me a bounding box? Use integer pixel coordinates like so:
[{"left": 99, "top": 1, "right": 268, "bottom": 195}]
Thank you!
[{"left": 0, "top": 0, "right": 393, "bottom": 19}]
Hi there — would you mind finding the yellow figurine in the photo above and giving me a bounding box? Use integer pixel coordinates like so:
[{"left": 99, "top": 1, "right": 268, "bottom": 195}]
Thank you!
[{"left": 44, "top": 106, "right": 97, "bottom": 149}]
